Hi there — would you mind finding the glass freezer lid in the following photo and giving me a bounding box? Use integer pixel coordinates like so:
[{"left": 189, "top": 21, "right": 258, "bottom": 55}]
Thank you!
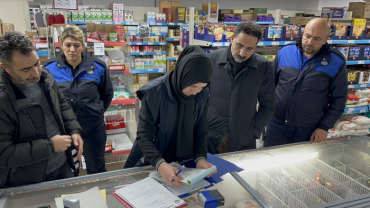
[{"left": 228, "top": 136, "right": 370, "bottom": 208}]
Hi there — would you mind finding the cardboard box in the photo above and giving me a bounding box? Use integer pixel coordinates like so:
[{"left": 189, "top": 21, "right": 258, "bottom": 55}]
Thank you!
[
  {"left": 25, "top": 31, "right": 37, "bottom": 38},
  {"left": 353, "top": 18, "right": 366, "bottom": 26},
  {"left": 171, "top": 1, "right": 181, "bottom": 22},
  {"left": 159, "top": 1, "right": 172, "bottom": 16},
  {"left": 2, "top": 23, "right": 14, "bottom": 34},
  {"left": 232, "top": 10, "right": 243, "bottom": 14},
  {"left": 132, "top": 74, "right": 138, "bottom": 83},
  {"left": 243, "top": 10, "right": 253, "bottom": 14},
  {"left": 349, "top": 2, "right": 370, "bottom": 18},
  {"left": 290, "top": 17, "right": 314, "bottom": 25},
  {"left": 138, "top": 74, "right": 149, "bottom": 84},
  {"left": 132, "top": 83, "right": 140, "bottom": 93},
  {"left": 251, "top": 8, "right": 267, "bottom": 14}
]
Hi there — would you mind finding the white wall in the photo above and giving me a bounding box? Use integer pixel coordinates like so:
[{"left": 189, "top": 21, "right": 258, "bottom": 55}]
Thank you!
[
  {"left": 318, "top": 0, "right": 359, "bottom": 9},
  {"left": 0, "top": 0, "right": 31, "bottom": 33}
]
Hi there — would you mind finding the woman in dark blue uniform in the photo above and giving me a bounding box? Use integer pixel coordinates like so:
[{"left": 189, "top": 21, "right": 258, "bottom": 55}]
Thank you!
[
  {"left": 124, "top": 45, "right": 216, "bottom": 187},
  {"left": 44, "top": 26, "right": 113, "bottom": 174}
]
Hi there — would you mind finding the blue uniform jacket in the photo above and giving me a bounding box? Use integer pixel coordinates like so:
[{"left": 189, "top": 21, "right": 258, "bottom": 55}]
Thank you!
[
  {"left": 44, "top": 54, "right": 113, "bottom": 130},
  {"left": 273, "top": 39, "right": 348, "bottom": 130}
]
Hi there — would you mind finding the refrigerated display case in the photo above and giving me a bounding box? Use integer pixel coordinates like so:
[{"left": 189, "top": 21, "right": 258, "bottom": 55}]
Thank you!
[{"left": 3, "top": 136, "right": 370, "bottom": 208}]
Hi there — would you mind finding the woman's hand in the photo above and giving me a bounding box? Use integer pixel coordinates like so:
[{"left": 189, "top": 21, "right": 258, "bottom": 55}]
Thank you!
[
  {"left": 196, "top": 159, "right": 217, "bottom": 178},
  {"left": 158, "top": 162, "right": 184, "bottom": 187}
]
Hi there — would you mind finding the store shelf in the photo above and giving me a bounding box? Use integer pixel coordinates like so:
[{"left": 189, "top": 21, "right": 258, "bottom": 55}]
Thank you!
[
  {"left": 36, "top": 51, "right": 50, "bottom": 57},
  {"left": 128, "top": 52, "right": 167, "bottom": 55},
  {"left": 68, "top": 21, "right": 102, "bottom": 24},
  {"left": 132, "top": 68, "right": 166, "bottom": 73},
  {"left": 110, "top": 99, "right": 137, "bottom": 105},
  {"left": 167, "top": 57, "right": 178, "bottom": 61},
  {"left": 167, "top": 38, "right": 180, "bottom": 41},
  {"left": 346, "top": 60, "right": 370, "bottom": 65},
  {"left": 348, "top": 83, "right": 370, "bottom": 89},
  {"left": 54, "top": 42, "right": 127, "bottom": 47},
  {"left": 223, "top": 21, "right": 274, "bottom": 25},
  {"left": 327, "top": 40, "right": 370, "bottom": 44},
  {"left": 127, "top": 33, "right": 167, "bottom": 36},
  {"left": 129, "top": 42, "right": 167, "bottom": 45},
  {"left": 343, "top": 106, "right": 369, "bottom": 115},
  {"left": 210, "top": 39, "right": 370, "bottom": 48},
  {"left": 167, "top": 23, "right": 188, "bottom": 26}
]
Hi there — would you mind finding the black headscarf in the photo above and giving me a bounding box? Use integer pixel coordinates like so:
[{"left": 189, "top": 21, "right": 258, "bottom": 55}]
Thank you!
[{"left": 170, "top": 45, "right": 213, "bottom": 158}]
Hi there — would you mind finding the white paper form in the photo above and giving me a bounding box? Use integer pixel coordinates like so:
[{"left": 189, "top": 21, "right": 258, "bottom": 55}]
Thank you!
[{"left": 115, "top": 177, "right": 186, "bottom": 208}]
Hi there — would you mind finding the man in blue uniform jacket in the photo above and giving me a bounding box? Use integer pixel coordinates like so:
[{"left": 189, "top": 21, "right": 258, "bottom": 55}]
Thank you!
[{"left": 264, "top": 18, "right": 348, "bottom": 146}]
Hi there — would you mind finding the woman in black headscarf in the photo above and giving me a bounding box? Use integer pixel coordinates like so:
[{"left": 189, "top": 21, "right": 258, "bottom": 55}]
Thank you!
[{"left": 124, "top": 45, "right": 216, "bottom": 187}]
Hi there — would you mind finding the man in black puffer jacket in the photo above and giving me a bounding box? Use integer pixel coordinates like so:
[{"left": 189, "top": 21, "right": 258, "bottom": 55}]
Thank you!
[{"left": 0, "top": 32, "right": 83, "bottom": 188}]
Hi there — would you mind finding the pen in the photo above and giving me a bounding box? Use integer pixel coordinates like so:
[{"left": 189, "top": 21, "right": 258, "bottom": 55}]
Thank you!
[{"left": 171, "top": 165, "right": 185, "bottom": 183}]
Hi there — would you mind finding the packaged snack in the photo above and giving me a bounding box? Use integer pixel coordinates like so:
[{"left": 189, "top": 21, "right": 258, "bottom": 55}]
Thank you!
[
  {"left": 117, "top": 33, "right": 126, "bottom": 42},
  {"left": 349, "top": 47, "right": 361, "bottom": 60},
  {"left": 267, "top": 27, "right": 274, "bottom": 38},
  {"left": 99, "top": 32, "right": 109, "bottom": 42},
  {"left": 90, "top": 31, "right": 100, "bottom": 40},
  {"left": 109, "top": 33, "right": 118, "bottom": 42},
  {"left": 273, "top": 26, "right": 282, "bottom": 39},
  {"left": 365, "top": 47, "right": 370, "bottom": 59},
  {"left": 114, "top": 91, "right": 130, "bottom": 100}
]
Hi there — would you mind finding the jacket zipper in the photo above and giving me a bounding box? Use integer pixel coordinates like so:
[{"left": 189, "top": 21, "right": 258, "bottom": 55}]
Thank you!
[{"left": 41, "top": 83, "right": 76, "bottom": 172}]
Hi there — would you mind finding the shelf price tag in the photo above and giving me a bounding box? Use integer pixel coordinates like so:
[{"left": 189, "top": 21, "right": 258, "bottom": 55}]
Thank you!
[
  {"left": 136, "top": 42, "right": 142, "bottom": 45},
  {"left": 139, "top": 52, "right": 145, "bottom": 55},
  {"left": 105, "top": 22, "right": 112, "bottom": 25},
  {"left": 271, "top": 42, "right": 279, "bottom": 45},
  {"left": 35, "top": 43, "right": 48, "bottom": 49},
  {"left": 257, "top": 42, "right": 264, "bottom": 46},
  {"left": 361, "top": 84, "right": 367, "bottom": 87},
  {"left": 158, "top": 68, "right": 165, "bottom": 72},
  {"left": 360, "top": 109, "right": 367, "bottom": 113},
  {"left": 94, "top": 43, "right": 105, "bottom": 56},
  {"left": 213, "top": 42, "right": 222, "bottom": 47},
  {"left": 148, "top": 42, "right": 154, "bottom": 45},
  {"left": 358, "top": 61, "right": 365, "bottom": 64},
  {"left": 348, "top": 40, "right": 355, "bottom": 43},
  {"left": 327, "top": 40, "right": 332, "bottom": 44},
  {"left": 348, "top": 85, "right": 354, "bottom": 88},
  {"left": 114, "top": 22, "right": 121, "bottom": 25}
]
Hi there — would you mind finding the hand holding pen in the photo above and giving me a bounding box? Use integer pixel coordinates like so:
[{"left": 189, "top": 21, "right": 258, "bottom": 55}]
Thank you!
[
  {"left": 171, "top": 165, "right": 185, "bottom": 183},
  {"left": 158, "top": 162, "right": 184, "bottom": 188}
]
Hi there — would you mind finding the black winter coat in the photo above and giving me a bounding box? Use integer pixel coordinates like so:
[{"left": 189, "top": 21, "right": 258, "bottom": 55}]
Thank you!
[{"left": 0, "top": 68, "right": 81, "bottom": 188}]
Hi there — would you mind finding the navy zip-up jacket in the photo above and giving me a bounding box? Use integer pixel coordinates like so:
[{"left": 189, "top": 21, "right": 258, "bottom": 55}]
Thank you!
[
  {"left": 273, "top": 38, "right": 348, "bottom": 130},
  {"left": 44, "top": 53, "right": 113, "bottom": 129}
]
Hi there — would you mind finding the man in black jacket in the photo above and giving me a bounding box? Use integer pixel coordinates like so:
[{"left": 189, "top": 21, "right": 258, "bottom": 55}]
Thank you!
[
  {"left": 0, "top": 32, "right": 83, "bottom": 188},
  {"left": 207, "top": 21, "right": 276, "bottom": 153}
]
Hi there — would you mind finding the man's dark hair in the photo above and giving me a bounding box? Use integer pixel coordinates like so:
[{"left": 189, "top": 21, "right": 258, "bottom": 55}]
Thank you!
[
  {"left": 0, "top": 31, "right": 35, "bottom": 66},
  {"left": 234, "top": 21, "right": 263, "bottom": 41}
]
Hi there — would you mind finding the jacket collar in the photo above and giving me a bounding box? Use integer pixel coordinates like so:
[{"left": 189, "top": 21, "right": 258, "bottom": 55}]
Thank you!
[
  {"left": 56, "top": 53, "right": 95, "bottom": 68},
  {"left": 0, "top": 67, "right": 53, "bottom": 112},
  {"left": 296, "top": 37, "right": 332, "bottom": 62},
  {"left": 216, "top": 46, "right": 259, "bottom": 70}
]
